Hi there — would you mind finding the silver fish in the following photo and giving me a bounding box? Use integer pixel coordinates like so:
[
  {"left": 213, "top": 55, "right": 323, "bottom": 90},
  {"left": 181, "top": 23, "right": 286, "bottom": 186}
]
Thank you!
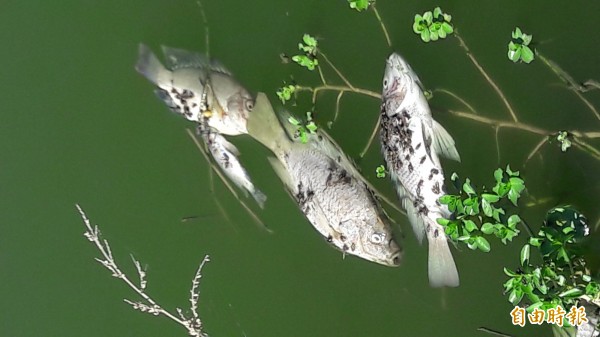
[
  {"left": 248, "top": 93, "right": 402, "bottom": 266},
  {"left": 136, "top": 44, "right": 265, "bottom": 207},
  {"left": 380, "top": 52, "right": 461, "bottom": 287},
  {"left": 135, "top": 44, "right": 254, "bottom": 136},
  {"left": 204, "top": 132, "right": 266, "bottom": 208}
]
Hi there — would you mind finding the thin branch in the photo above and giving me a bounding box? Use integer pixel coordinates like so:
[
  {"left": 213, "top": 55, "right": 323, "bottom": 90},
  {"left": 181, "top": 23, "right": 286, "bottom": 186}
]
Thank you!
[
  {"left": 76, "top": 204, "right": 210, "bottom": 337},
  {"left": 359, "top": 115, "right": 381, "bottom": 158},
  {"left": 476, "top": 327, "right": 513, "bottom": 337},
  {"left": 537, "top": 53, "right": 600, "bottom": 122},
  {"left": 317, "top": 64, "right": 328, "bottom": 86},
  {"left": 525, "top": 136, "right": 549, "bottom": 166},
  {"left": 454, "top": 31, "right": 519, "bottom": 123},
  {"left": 318, "top": 51, "right": 356, "bottom": 91},
  {"left": 296, "top": 84, "right": 381, "bottom": 100},
  {"left": 433, "top": 88, "right": 478, "bottom": 114},
  {"left": 185, "top": 129, "right": 269, "bottom": 232},
  {"left": 371, "top": 4, "right": 391, "bottom": 47},
  {"left": 333, "top": 90, "right": 344, "bottom": 123}
]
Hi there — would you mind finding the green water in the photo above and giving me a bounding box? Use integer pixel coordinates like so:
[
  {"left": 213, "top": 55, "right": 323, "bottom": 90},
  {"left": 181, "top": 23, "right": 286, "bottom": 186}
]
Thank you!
[{"left": 1, "top": 1, "right": 599, "bottom": 336}]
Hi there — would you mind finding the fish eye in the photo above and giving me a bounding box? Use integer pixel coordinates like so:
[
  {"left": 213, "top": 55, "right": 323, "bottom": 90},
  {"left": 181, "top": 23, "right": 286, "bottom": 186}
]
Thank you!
[
  {"left": 245, "top": 100, "right": 254, "bottom": 111},
  {"left": 383, "top": 79, "right": 388, "bottom": 88},
  {"left": 370, "top": 233, "right": 385, "bottom": 244}
]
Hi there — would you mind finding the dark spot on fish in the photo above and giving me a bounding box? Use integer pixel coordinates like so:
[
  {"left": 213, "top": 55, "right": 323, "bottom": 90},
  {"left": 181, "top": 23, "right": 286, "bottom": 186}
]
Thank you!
[
  {"left": 408, "top": 163, "right": 414, "bottom": 173},
  {"left": 342, "top": 244, "right": 349, "bottom": 251},
  {"left": 431, "top": 168, "right": 439, "bottom": 175},
  {"left": 318, "top": 135, "right": 323, "bottom": 141},
  {"left": 336, "top": 156, "right": 341, "bottom": 163},
  {"left": 326, "top": 172, "right": 333, "bottom": 186},
  {"left": 351, "top": 243, "right": 356, "bottom": 251},
  {"left": 326, "top": 235, "right": 333, "bottom": 243},
  {"left": 416, "top": 180, "right": 423, "bottom": 197},
  {"left": 192, "top": 103, "right": 197, "bottom": 108},
  {"left": 433, "top": 229, "right": 440, "bottom": 238},
  {"left": 432, "top": 182, "right": 441, "bottom": 194},
  {"left": 435, "top": 200, "right": 441, "bottom": 206},
  {"left": 404, "top": 154, "right": 410, "bottom": 161},
  {"left": 340, "top": 234, "right": 346, "bottom": 242},
  {"left": 420, "top": 155, "right": 426, "bottom": 164},
  {"left": 426, "top": 223, "right": 431, "bottom": 232},
  {"left": 402, "top": 109, "right": 410, "bottom": 120},
  {"left": 415, "top": 143, "right": 422, "bottom": 150},
  {"left": 306, "top": 189, "right": 314, "bottom": 199}
]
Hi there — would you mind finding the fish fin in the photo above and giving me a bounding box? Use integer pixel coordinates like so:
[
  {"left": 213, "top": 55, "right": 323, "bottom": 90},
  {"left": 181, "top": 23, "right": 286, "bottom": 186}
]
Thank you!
[
  {"left": 251, "top": 189, "right": 267, "bottom": 209},
  {"left": 215, "top": 135, "right": 240, "bottom": 156},
  {"left": 247, "top": 93, "right": 292, "bottom": 154},
  {"left": 431, "top": 119, "right": 461, "bottom": 162},
  {"left": 136, "top": 43, "right": 170, "bottom": 86},
  {"left": 267, "top": 157, "right": 295, "bottom": 193},
  {"left": 161, "top": 45, "right": 231, "bottom": 75},
  {"left": 401, "top": 197, "right": 426, "bottom": 244},
  {"left": 425, "top": 217, "right": 459, "bottom": 287}
]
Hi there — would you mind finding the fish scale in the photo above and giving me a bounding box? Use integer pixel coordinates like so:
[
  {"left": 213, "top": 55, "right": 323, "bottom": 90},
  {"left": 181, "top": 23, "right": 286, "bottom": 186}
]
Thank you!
[{"left": 380, "top": 52, "right": 460, "bottom": 287}]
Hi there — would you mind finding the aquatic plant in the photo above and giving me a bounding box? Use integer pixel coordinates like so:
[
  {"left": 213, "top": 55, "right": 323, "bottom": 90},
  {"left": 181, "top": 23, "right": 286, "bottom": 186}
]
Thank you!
[
  {"left": 504, "top": 205, "right": 598, "bottom": 327},
  {"left": 347, "top": 0, "right": 370, "bottom": 12},
  {"left": 276, "top": 83, "right": 297, "bottom": 104},
  {"left": 292, "top": 34, "right": 319, "bottom": 71},
  {"left": 437, "top": 166, "right": 526, "bottom": 252},
  {"left": 375, "top": 165, "right": 386, "bottom": 178},
  {"left": 413, "top": 7, "right": 454, "bottom": 43},
  {"left": 76, "top": 205, "right": 211, "bottom": 337},
  {"left": 508, "top": 27, "right": 535, "bottom": 64},
  {"left": 557, "top": 131, "right": 572, "bottom": 152},
  {"left": 288, "top": 111, "right": 318, "bottom": 144}
]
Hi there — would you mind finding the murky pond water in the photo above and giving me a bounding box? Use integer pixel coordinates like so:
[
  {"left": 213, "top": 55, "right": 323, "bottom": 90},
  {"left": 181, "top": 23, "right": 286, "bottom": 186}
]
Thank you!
[{"left": 1, "top": 1, "right": 599, "bottom": 336}]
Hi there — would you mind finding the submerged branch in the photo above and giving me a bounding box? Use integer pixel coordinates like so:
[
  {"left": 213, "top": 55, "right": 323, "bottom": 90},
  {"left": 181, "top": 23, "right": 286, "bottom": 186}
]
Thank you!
[
  {"left": 76, "top": 204, "right": 210, "bottom": 337},
  {"left": 371, "top": 4, "right": 391, "bottom": 47},
  {"left": 359, "top": 115, "right": 381, "bottom": 158},
  {"left": 537, "top": 53, "right": 600, "bottom": 122},
  {"left": 454, "top": 31, "right": 519, "bottom": 123},
  {"left": 318, "top": 50, "right": 356, "bottom": 91},
  {"left": 185, "top": 129, "right": 269, "bottom": 232}
]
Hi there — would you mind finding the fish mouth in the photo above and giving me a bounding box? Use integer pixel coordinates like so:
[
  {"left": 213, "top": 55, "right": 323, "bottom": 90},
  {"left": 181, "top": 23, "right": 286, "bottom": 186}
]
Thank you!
[{"left": 387, "top": 238, "right": 403, "bottom": 266}]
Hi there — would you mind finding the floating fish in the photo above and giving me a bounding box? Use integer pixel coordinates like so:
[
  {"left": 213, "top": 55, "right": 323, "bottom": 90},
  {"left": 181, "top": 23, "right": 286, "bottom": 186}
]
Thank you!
[
  {"left": 135, "top": 44, "right": 254, "bottom": 136},
  {"left": 135, "top": 44, "right": 265, "bottom": 207},
  {"left": 380, "top": 52, "right": 460, "bottom": 286},
  {"left": 248, "top": 93, "right": 402, "bottom": 266}
]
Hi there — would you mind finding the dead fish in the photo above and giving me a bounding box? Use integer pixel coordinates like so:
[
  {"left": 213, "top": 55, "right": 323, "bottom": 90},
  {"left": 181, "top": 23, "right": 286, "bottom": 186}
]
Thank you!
[
  {"left": 135, "top": 44, "right": 254, "bottom": 136},
  {"left": 135, "top": 43, "right": 265, "bottom": 207},
  {"left": 380, "top": 52, "right": 461, "bottom": 287},
  {"left": 248, "top": 93, "right": 402, "bottom": 266}
]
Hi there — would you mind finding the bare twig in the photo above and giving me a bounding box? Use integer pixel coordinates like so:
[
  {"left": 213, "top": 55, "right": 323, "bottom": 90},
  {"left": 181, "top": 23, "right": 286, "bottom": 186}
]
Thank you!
[
  {"left": 185, "top": 129, "right": 269, "bottom": 232},
  {"left": 371, "top": 4, "right": 391, "bottom": 47},
  {"left": 433, "top": 88, "right": 478, "bottom": 115},
  {"left": 525, "top": 136, "right": 549, "bottom": 165},
  {"left": 333, "top": 90, "right": 344, "bottom": 123},
  {"left": 477, "top": 327, "right": 513, "bottom": 337},
  {"left": 296, "top": 84, "right": 380, "bottom": 100},
  {"left": 454, "top": 31, "right": 519, "bottom": 123},
  {"left": 76, "top": 204, "right": 210, "bottom": 337},
  {"left": 537, "top": 53, "right": 600, "bottom": 122},
  {"left": 318, "top": 51, "right": 356, "bottom": 91},
  {"left": 359, "top": 115, "right": 381, "bottom": 158}
]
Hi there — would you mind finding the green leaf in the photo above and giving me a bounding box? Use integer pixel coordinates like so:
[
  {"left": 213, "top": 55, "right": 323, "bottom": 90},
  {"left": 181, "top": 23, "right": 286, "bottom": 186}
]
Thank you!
[
  {"left": 423, "top": 11, "right": 433, "bottom": 25},
  {"left": 441, "top": 22, "right": 453, "bottom": 34},
  {"left": 506, "top": 165, "right": 518, "bottom": 176},
  {"left": 463, "top": 219, "right": 478, "bottom": 232},
  {"left": 306, "top": 121, "right": 317, "bottom": 133},
  {"left": 433, "top": 7, "right": 442, "bottom": 19},
  {"left": 348, "top": 0, "right": 370, "bottom": 11},
  {"left": 508, "top": 189, "right": 519, "bottom": 206},
  {"left": 442, "top": 13, "right": 452, "bottom": 22},
  {"left": 438, "top": 195, "right": 455, "bottom": 205},
  {"left": 462, "top": 178, "right": 476, "bottom": 195},
  {"left": 508, "top": 47, "right": 521, "bottom": 63},
  {"left": 508, "top": 41, "right": 518, "bottom": 51},
  {"left": 521, "top": 33, "right": 532, "bottom": 46},
  {"left": 288, "top": 116, "right": 301, "bottom": 126},
  {"left": 521, "top": 45, "right": 535, "bottom": 63},
  {"left": 507, "top": 215, "right": 521, "bottom": 229},
  {"left": 504, "top": 267, "right": 518, "bottom": 277},
  {"left": 475, "top": 236, "right": 491, "bottom": 252},
  {"left": 513, "top": 27, "right": 523, "bottom": 39},
  {"left": 413, "top": 21, "right": 424, "bottom": 34},
  {"left": 375, "top": 165, "right": 386, "bottom": 178},
  {"left": 438, "top": 29, "right": 447, "bottom": 39},
  {"left": 529, "top": 237, "right": 543, "bottom": 247},
  {"left": 520, "top": 244, "right": 530, "bottom": 266},
  {"left": 429, "top": 29, "right": 439, "bottom": 41},
  {"left": 302, "top": 34, "right": 317, "bottom": 47},
  {"left": 558, "top": 288, "right": 582, "bottom": 298},
  {"left": 420, "top": 29, "right": 430, "bottom": 43},
  {"left": 481, "top": 223, "right": 495, "bottom": 235},
  {"left": 482, "top": 198, "right": 493, "bottom": 217},
  {"left": 494, "top": 168, "right": 503, "bottom": 183},
  {"left": 481, "top": 193, "right": 500, "bottom": 203}
]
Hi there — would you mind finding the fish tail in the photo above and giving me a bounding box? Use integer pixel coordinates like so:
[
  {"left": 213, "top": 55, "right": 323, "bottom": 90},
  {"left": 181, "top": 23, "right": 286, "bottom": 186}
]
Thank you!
[
  {"left": 135, "top": 43, "right": 170, "bottom": 86},
  {"left": 251, "top": 188, "right": 267, "bottom": 209},
  {"left": 246, "top": 93, "right": 292, "bottom": 155},
  {"left": 425, "top": 216, "right": 459, "bottom": 287}
]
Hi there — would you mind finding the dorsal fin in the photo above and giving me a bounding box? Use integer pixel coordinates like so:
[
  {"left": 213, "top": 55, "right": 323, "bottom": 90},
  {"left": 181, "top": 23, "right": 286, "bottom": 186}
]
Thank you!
[{"left": 160, "top": 45, "right": 232, "bottom": 75}]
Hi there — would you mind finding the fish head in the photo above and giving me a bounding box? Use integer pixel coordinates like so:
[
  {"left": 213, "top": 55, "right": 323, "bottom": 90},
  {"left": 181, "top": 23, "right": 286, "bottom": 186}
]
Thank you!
[
  {"left": 338, "top": 218, "right": 402, "bottom": 267},
  {"left": 382, "top": 52, "right": 423, "bottom": 116},
  {"left": 207, "top": 72, "right": 255, "bottom": 135}
]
